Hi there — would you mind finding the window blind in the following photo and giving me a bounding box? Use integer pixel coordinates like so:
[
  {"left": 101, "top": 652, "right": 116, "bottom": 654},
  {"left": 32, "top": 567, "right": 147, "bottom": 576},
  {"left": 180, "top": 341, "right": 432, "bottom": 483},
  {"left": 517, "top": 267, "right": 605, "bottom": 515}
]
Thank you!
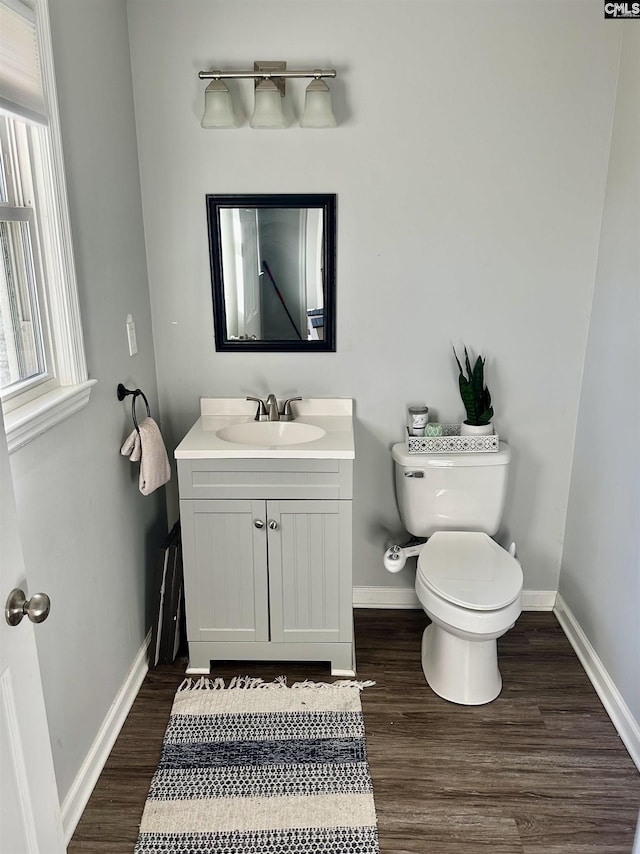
[{"left": 0, "top": 0, "right": 47, "bottom": 125}]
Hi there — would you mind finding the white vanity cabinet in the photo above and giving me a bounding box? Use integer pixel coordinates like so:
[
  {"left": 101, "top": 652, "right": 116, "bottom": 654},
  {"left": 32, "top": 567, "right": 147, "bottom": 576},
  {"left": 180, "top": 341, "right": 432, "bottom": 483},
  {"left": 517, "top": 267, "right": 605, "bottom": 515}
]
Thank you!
[{"left": 177, "top": 455, "right": 354, "bottom": 675}]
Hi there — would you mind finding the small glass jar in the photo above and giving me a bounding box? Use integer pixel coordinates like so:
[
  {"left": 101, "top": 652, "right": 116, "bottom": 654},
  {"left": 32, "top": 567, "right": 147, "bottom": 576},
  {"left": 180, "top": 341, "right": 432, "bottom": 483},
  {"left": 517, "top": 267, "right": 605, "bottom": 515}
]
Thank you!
[{"left": 407, "top": 404, "right": 429, "bottom": 436}]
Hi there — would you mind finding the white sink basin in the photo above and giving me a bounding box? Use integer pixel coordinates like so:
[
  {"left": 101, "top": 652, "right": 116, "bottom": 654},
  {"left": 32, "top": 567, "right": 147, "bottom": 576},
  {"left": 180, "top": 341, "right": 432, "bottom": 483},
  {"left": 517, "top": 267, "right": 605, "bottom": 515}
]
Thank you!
[
  {"left": 175, "top": 398, "right": 354, "bottom": 460},
  {"left": 216, "top": 420, "right": 327, "bottom": 447}
]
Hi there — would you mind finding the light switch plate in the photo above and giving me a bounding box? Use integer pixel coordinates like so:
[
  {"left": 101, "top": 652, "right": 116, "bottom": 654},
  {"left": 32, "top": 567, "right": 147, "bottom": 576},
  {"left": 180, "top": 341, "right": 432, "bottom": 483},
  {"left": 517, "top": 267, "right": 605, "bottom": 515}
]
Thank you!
[{"left": 126, "top": 314, "right": 137, "bottom": 356}]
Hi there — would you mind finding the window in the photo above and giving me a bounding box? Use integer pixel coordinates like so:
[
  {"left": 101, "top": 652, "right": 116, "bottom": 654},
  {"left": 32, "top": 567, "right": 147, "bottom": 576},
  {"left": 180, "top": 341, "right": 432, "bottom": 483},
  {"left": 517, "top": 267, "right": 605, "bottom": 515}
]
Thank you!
[
  {"left": 0, "top": 0, "right": 93, "bottom": 452},
  {"left": 1, "top": 112, "right": 55, "bottom": 405}
]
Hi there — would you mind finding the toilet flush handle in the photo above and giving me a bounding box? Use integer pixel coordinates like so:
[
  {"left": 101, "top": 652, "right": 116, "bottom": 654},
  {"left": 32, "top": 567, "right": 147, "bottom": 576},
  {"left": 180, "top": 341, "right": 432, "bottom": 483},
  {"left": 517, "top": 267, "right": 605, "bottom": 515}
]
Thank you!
[{"left": 404, "top": 471, "right": 424, "bottom": 478}]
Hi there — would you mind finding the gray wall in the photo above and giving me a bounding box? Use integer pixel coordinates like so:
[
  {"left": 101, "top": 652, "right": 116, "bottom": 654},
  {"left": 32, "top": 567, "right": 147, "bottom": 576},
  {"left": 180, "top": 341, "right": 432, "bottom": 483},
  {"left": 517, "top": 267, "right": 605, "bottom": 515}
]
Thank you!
[
  {"left": 560, "top": 27, "right": 640, "bottom": 729},
  {"left": 127, "top": 0, "right": 621, "bottom": 594},
  {"left": 8, "top": 0, "right": 166, "bottom": 804}
]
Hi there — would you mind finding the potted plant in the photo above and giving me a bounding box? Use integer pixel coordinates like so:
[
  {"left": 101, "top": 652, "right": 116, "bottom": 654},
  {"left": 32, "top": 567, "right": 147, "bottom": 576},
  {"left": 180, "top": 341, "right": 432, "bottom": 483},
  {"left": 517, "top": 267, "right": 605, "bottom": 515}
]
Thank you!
[{"left": 453, "top": 346, "right": 494, "bottom": 435}]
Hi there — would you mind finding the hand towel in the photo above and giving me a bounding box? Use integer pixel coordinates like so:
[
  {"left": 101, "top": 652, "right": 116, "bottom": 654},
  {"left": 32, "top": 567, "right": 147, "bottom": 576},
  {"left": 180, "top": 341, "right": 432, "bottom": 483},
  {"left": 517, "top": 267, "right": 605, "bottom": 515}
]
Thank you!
[{"left": 120, "top": 416, "right": 171, "bottom": 495}]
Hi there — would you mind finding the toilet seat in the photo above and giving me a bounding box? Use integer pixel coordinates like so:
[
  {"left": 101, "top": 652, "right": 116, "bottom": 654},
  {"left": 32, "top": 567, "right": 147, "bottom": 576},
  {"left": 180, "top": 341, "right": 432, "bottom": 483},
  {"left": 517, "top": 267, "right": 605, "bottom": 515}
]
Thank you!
[{"left": 417, "top": 531, "right": 522, "bottom": 611}]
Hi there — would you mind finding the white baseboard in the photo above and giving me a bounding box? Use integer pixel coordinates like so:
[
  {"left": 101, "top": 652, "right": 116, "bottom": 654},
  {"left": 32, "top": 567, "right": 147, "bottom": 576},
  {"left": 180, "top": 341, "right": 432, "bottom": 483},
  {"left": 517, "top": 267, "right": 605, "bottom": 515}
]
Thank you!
[
  {"left": 61, "top": 632, "right": 151, "bottom": 844},
  {"left": 521, "top": 589, "right": 557, "bottom": 611},
  {"left": 353, "top": 586, "right": 556, "bottom": 611},
  {"left": 353, "top": 586, "right": 421, "bottom": 609},
  {"left": 554, "top": 594, "right": 640, "bottom": 772}
]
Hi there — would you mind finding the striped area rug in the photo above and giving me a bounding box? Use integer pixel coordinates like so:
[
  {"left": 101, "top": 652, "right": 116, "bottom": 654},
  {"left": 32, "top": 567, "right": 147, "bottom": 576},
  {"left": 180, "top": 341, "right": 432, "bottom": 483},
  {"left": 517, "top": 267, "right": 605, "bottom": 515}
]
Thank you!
[{"left": 134, "top": 676, "right": 380, "bottom": 853}]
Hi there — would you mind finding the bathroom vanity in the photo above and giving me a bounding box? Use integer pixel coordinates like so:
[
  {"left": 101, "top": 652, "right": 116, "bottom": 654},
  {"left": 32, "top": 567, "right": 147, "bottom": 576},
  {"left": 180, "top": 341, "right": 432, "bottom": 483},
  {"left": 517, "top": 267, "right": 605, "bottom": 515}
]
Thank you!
[{"left": 175, "top": 398, "right": 355, "bottom": 675}]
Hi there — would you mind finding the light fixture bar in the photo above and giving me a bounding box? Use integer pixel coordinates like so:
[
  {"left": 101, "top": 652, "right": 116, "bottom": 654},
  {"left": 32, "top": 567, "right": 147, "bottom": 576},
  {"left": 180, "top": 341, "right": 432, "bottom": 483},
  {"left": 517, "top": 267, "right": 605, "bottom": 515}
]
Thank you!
[{"left": 198, "top": 69, "right": 336, "bottom": 80}]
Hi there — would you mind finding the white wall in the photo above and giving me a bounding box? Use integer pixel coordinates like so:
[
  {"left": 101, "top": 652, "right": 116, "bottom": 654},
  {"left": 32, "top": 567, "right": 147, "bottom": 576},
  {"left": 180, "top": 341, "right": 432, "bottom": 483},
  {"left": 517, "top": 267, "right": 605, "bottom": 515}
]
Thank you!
[
  {"left": 8, "top": 0, "right": 166, "bottom": 804},
  {"left": 127, "top": 0, "right": 621, "bottom": 594},
  {"left": 560, "top": 27, "right": 640, "bottom": 728}
]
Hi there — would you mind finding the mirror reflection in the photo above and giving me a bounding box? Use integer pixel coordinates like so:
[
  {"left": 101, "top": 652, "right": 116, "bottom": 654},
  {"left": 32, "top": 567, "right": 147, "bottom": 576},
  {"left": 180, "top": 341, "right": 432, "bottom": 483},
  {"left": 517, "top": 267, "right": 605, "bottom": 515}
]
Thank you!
[{"left": 207, "top": 194, "right": 336, "bottom": 351}]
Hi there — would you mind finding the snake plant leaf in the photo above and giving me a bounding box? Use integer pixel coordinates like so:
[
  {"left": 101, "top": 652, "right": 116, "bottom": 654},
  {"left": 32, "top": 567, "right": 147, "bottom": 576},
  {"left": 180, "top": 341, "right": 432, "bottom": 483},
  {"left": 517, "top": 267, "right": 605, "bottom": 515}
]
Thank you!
[
  {"left": 453, "top": 347, "right": 465, "bottom": 377},
  {"left": 458, "top": 374, "right": 479, "bottom": 423},
  {"left": 476, "top": 382, "right": 493, "bottom": 424},
  {"left": 464, "top": 349, "right": 476, "bottom": 403},
  {"left": 471, "top": 353, "right": 485, "bottom": 400}
]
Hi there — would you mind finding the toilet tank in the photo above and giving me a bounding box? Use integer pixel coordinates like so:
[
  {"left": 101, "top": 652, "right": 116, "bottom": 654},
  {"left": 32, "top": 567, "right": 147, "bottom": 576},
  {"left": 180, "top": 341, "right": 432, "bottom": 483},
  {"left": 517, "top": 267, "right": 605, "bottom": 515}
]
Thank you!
[{"left": 391, "top": 442, "right": 511, "bottom": 538}]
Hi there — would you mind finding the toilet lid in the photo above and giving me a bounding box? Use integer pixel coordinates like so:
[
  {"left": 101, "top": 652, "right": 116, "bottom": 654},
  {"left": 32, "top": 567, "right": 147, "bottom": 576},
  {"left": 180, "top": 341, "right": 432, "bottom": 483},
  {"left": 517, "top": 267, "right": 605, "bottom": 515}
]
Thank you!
[{"left": 417, "top": 531, "right": 523, "bottom": 611}]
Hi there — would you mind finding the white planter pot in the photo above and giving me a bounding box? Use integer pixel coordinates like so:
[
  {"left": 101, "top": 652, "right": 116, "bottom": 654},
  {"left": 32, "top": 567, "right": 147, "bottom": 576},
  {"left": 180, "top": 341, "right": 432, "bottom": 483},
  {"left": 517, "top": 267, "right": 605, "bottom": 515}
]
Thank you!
[{"left": 460, "top": 421, "right": 494, "bottom": 437}]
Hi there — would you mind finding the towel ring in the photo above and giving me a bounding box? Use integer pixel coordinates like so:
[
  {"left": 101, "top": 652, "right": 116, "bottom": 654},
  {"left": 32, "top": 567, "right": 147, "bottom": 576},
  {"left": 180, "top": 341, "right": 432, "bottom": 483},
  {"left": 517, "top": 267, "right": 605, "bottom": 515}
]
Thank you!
[{"left": 117, "top": 383, "right": 151, "bottom": 435}]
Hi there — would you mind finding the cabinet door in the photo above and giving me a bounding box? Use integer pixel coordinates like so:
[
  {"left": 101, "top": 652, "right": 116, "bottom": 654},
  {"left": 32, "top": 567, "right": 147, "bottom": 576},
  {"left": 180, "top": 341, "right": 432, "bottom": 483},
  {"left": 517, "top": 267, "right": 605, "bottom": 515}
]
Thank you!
[
  {"left": 180, "top": 498, "right": 269, "bottom": 642},
  {"left": 267, "top": 500, "right": 352, "bottom": 644}
]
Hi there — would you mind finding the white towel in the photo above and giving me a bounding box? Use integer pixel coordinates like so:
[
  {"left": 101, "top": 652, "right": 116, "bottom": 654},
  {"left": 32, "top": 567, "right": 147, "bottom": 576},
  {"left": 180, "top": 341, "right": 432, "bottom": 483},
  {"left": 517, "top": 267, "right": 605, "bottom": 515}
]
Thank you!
[{"left": 120, "top": 416, "right": 171, "bottom": 495}]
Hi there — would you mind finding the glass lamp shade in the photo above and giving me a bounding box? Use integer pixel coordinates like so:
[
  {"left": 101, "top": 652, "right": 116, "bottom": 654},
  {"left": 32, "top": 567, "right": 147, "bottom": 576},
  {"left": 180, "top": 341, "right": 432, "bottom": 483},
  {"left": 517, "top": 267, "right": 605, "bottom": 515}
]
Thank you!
[
  {"left": 201, "top": 80, "right": 237, "bottom": 129},
  {"left": 300, "top": 79, "right": 337, "bottom": 128},
  {"left": 250, "top": 79, "right": 287, "bottom": 129}
]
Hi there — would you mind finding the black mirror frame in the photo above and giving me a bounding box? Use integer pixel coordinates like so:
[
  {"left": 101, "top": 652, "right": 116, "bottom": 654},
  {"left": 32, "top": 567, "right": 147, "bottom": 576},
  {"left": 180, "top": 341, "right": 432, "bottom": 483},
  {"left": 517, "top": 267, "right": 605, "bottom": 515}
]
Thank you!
[{"left": 206, "top": 193, "right": 337, "bottom": 352}]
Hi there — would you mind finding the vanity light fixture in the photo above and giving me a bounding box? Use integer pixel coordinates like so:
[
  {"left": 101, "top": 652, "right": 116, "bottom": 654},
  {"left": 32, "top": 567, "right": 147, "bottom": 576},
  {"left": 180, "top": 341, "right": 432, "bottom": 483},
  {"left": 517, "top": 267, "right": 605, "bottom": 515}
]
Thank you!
[{"left": 198, "top": 61, "right": 338, "bottom": 129}]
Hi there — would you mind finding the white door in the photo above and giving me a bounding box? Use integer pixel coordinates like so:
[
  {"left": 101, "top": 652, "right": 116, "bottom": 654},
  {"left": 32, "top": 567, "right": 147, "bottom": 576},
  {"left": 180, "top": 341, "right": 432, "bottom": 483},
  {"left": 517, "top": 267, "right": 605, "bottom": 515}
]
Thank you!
[{"left": 0, "top": 409, "right": 65, "bottom": 854}]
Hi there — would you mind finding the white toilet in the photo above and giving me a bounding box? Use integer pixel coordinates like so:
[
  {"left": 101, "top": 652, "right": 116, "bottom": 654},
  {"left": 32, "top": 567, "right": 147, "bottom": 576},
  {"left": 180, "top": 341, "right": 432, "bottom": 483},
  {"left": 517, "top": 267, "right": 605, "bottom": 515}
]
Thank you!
[{"left": 392, "top": 441, "right": 523, "bottom": 705}]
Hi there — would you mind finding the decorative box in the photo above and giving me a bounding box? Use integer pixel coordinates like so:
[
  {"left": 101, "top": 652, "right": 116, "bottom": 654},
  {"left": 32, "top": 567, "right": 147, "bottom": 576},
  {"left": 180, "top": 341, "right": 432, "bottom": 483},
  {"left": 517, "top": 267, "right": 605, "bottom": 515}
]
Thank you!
[{"left": 406, "top": 425, "right": 499, "bottom": 454}]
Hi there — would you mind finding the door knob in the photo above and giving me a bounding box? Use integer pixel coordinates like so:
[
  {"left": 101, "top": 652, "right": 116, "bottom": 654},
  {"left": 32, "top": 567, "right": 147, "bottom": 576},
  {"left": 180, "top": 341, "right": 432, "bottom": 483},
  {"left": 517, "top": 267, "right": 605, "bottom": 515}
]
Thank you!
[
  {"left": 254, "top": 519, "right": 265, "bottom": 529},
  {"left": 268, "top": 520, "right": 278, "bottom": 530},
  {"left": 5, "top": 588, "right": 51, "bottom": 627}
]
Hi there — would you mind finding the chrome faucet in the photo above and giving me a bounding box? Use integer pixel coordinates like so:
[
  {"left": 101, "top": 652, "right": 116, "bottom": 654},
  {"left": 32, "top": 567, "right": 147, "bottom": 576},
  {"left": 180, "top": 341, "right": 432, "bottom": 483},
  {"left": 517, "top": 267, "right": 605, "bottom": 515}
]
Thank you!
[{"left": 247, "top": 395, "right": 302, "bottom": 422}]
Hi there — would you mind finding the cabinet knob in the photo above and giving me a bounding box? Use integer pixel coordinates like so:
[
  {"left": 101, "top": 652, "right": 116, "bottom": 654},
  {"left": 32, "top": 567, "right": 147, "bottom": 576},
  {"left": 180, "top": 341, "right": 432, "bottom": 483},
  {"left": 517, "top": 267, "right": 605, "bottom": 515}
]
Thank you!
[
  {"left": 268, "top": 520, "right": 278, "bottom": 530},
  {"left": 254, "top": 519, "right": 265, "bottom": 529}
]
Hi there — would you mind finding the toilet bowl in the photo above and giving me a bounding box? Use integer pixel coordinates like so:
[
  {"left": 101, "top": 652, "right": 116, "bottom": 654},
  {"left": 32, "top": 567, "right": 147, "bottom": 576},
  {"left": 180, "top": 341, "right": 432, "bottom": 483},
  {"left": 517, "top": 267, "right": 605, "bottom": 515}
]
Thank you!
[{"left": 416, "top": 530, "right": 523, "bottom": 705}]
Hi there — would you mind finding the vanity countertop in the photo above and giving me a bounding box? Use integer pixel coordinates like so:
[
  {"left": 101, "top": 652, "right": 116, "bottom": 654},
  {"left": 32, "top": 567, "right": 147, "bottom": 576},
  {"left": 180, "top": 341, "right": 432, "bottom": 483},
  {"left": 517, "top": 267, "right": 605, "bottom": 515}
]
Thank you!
[{"left": 175, "top": 398, "right": 354, "bottom": 460}]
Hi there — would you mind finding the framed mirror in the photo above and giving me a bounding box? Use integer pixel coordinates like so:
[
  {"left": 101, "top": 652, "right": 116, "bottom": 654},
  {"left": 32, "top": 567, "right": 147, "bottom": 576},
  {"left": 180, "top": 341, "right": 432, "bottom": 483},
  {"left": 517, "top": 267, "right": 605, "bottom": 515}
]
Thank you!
[{"left": 206, "top": 193, "right": 336, "bottom": 351}]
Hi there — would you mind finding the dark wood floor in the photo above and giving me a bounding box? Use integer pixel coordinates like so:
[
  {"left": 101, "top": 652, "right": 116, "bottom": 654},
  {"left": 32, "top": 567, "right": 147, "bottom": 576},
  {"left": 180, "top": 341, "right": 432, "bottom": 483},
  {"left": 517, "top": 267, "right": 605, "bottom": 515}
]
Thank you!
[{"left": 69, "top": 610, "right": 640, "bottom": 854}]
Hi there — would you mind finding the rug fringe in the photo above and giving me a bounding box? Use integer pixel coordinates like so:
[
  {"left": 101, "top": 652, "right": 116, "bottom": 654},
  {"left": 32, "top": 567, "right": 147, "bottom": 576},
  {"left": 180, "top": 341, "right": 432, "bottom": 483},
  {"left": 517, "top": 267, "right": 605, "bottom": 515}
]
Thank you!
[{"left": 177, "top": 675, "right": 376, "bottom": 692}]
